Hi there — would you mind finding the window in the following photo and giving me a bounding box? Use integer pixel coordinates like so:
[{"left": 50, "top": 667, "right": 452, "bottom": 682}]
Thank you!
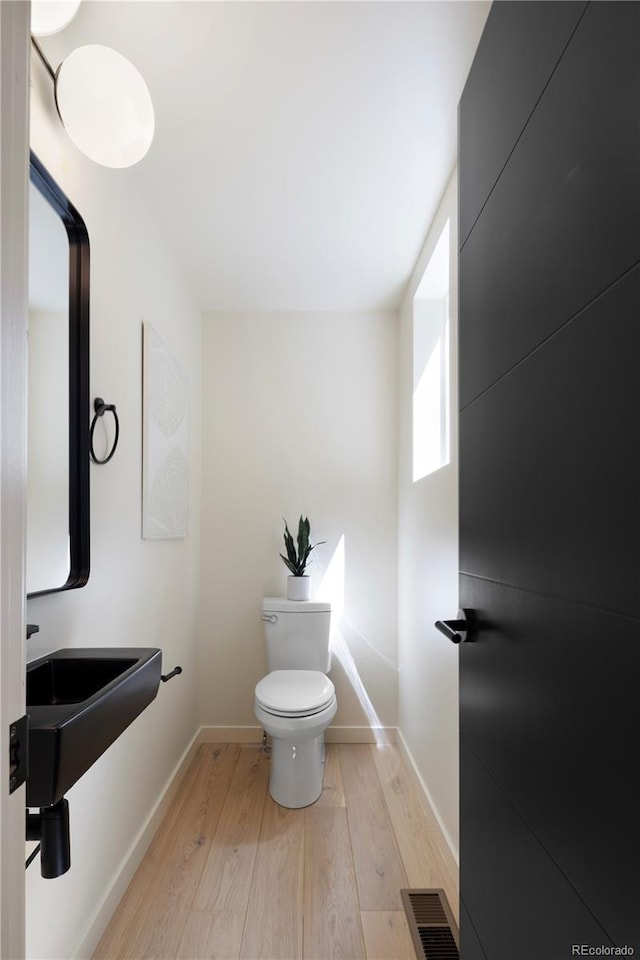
[{"left": 412, "top": 220, "right": 450, "bottom": 482}]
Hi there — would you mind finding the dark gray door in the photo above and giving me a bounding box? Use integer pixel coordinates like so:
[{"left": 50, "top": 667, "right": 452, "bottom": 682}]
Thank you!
[{"left": 458, "top": 3, "right": 640, "bottom": 957}]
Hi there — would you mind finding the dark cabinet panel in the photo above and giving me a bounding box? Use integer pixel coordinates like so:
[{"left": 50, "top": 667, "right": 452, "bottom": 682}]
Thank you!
[
  {"left": 459, "top": 0, "right": 587, "bottom": 247},
  {"left": 459, "top": 1, "right": 640, "bottom": 407},
  {"left": 460, "top": 575, "right": 640, "bottom": 946},
  {"left": 460, "top": 264, "right": 640, "bottom": 617},
  {"left": 461, "top": 738, "right": 616, "bottom": 958}
]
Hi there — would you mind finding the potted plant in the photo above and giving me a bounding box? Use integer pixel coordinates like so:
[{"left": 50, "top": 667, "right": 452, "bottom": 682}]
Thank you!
[{"left": 280, "top": 516, "right": 325, "bottom": 600}]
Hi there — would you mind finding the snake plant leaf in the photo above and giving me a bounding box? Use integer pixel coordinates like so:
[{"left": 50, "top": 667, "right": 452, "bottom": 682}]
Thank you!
[
  {"left": 297, "top": 515, "right": 310, "bottom": 563},
  {"left": 279, "top": 554, "right": 299, "bottom": 576},
  {"left": 306, "top": 541, "right": 326, "bottom": 557},
  {"left": 281, "top": 516, "right": 324, "bottom": 576},
  {"left": 283, "top": 521, "right": 298, "bottom": 566},
  {"left": 286, "top": 539, "right": 297, "bottom": 566}
]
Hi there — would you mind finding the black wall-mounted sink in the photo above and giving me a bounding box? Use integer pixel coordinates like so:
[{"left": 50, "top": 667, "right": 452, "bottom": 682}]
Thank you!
[{"left": 27, "top": 648, "right": 162, "bottom": 808}]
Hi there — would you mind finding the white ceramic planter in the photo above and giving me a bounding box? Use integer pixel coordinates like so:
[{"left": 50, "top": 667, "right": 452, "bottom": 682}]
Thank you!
[{"left": 287, "top": 575, "right": 310, "bottom": 601}]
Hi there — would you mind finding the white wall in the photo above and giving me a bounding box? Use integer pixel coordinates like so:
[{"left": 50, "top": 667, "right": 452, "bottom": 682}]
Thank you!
[
  {"left": 199, "top": 311, "right": 398, "bottom": 733},
  {"left": 397, "top": 171, "right": 460, "bottom": 856},
  {"left": 26, "top": 61, "right": 202, "bottom": 959}
]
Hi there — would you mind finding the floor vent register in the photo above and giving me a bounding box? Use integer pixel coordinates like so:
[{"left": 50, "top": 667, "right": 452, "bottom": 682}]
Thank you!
[{"left": 401, "top": 888, "right": 460, "bottom": 960}]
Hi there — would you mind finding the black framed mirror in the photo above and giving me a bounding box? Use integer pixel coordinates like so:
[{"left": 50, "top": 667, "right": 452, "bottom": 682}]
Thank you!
[{"left": 27, "top": 151, "right": 90, "bottom": 598}]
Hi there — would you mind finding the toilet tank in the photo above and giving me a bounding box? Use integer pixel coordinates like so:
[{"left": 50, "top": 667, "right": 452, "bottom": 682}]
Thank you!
[{"left": 262, "top": 598, "right": 332, "bottom": 672}]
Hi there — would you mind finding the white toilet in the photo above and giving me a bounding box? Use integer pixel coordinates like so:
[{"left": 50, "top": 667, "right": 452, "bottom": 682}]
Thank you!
[{"left": 255, "top": 597, "right": 337, "bottom": 808}]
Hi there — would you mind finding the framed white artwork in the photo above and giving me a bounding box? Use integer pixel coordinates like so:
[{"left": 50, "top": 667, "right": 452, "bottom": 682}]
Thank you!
[{"left": 142, "top": 321, "right": 189, "bottom": 539}]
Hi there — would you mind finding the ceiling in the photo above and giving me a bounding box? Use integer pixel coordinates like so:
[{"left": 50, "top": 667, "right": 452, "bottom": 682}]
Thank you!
[{"left": 38, "top": 1, "right": 490, "bottom": 313}]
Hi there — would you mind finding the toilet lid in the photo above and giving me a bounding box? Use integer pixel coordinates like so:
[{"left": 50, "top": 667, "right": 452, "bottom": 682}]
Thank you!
[{"left": 255, "top": 670, "right": 335, "bottom": 717}]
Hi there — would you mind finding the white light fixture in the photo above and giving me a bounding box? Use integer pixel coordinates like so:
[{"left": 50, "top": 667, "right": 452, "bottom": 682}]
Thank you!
[
  {"left": 55, "top": 46, "right": 155, "bottom": 169},
  {"left": 31, "top": 0, "right": 82, "bottom": 37},
  {"left": 31, "top": 33, "right": 155, "bottom": 169}
]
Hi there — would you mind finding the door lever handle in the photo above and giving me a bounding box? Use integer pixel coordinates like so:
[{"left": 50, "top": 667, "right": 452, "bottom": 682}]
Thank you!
[{"left": 435, "top": 609, "right": 472, "bottom": 644}]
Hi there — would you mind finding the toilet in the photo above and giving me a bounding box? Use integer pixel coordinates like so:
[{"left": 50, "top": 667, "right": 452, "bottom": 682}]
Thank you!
[{"left": 255, "top": 597, "right": 337, "bottom": 808}]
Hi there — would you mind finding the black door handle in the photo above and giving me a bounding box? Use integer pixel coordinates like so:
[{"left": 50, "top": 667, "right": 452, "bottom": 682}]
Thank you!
[{"left": 435, "top": 609, "right": 472, "bottom": 644}]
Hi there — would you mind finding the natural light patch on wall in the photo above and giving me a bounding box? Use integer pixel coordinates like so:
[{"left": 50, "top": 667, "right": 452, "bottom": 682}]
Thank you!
[
  {"left": 316, "top": 535, "right": 387, "bottom": 743},
  {"left": 413, "top": 220, "right": 450, "bottom": 482},
  {"left": 315, "top": 534, "right": 345, "bottom": 622}
]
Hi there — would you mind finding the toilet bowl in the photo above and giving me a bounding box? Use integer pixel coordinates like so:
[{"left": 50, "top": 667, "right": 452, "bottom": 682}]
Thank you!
[
  {"left": 255, "top": 670, "right": 338, "bottom": 809},
  {"left": 255, "top": 669, "right": 337, "bottom": 808},
  {"left": 254, "top": 596, "right": 336, "bottom": 809}
]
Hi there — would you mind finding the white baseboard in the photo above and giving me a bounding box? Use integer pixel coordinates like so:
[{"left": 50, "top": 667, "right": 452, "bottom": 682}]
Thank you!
[
  {"left": 396, "top": 728, "right": 459, "bottom": 873},
  {"left": 71, "top": 729, "right": 201, "bottom": 960},
  {"left": 199, "top": 724, "right": 397, "bottom": 744}
]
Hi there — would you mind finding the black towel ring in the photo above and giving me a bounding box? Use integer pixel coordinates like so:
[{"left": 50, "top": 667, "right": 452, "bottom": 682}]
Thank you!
[{"left": 89, "top": 397, "right": 120, "bottom": 464}]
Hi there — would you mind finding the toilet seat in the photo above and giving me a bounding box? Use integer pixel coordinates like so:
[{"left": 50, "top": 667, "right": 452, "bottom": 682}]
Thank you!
[{"left": 255, "top": 669, "right": 335, "bottom": 718}]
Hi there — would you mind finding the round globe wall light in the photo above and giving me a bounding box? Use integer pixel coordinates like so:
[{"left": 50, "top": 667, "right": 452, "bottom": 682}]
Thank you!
[
  {"left": 55, "top": 45, "right": 155, "bottom": 169},
  {"left": 31, "top": 0, "right": 82, "bottom": 36}
]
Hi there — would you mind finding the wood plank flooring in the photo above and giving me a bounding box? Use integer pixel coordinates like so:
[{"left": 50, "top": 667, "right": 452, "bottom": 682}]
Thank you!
[{"left": 93, "top": 743, "right": 458, "bottom": 960}]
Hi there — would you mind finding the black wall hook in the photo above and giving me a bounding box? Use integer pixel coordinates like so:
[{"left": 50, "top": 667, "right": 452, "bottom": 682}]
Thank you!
[{"left": 90, "top": 397, "right": 120, "bottom": 464}]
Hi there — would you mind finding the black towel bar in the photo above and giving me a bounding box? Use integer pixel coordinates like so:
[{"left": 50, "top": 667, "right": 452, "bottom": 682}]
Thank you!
[{"left": 161, "top": 666, "right": 183, "bottom": 682}]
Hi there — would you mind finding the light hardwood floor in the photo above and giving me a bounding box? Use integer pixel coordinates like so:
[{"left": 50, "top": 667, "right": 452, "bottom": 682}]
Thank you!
[{"left": 93, "top": 743, "right": 458, "bottom": 960}]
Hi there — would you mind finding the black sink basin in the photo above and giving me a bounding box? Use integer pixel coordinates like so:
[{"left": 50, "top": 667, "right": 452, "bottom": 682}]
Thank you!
[{"left": 27, "top": 648, "right": 162, "bottom": 808}]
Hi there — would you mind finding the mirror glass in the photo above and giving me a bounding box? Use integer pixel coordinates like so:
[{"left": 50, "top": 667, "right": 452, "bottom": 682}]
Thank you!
[
  {"left": 27, "top": 182, "right": 71, "bottom": 594},
  {"left": 27, "top": 153, "right": 90, "bottom": 598}
]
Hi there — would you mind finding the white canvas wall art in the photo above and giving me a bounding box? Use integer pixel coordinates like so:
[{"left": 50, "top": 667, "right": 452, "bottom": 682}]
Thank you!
[{"left": 142, "top": 321, "right": 189, "bottom": 539}]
